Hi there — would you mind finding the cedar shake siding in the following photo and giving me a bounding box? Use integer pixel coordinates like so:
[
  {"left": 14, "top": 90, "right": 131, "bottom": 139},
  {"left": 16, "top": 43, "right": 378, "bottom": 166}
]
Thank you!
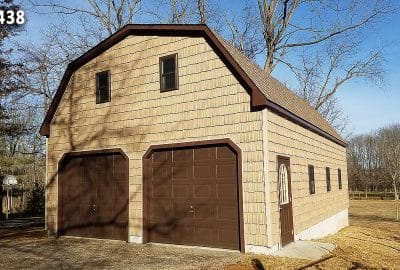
[{"left": 265, "top": 111, "right": 348, "bottom": 245}]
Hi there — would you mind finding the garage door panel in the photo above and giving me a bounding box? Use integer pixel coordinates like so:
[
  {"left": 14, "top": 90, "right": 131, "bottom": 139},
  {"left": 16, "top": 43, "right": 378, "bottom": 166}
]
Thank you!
[
  {"left": 218, "top": 228, "right": 239, "bottom": 249},
  {"left": 194, "top": 147, "right": 213, "bottom": 161},
  {"left": 193, "top": 184, "right": 211, "bottom": 198},
  {"left": 63, "top": 216, "right": 84, "bottom": 236},
  {"left": 113, "top": 223, "right": 128, "bottom": 241},
  {"left": 173, "top": 225, "right": 195, "bottom": 244},
  {"left": 114, "top": 192, "right": 129, "bottom": 209},
  {"left": 152, "top": 166, "right": 170, "bottom": 180},
  {"left": 147, "top": 144, "right": 240, "bottom": 250},
  {"left": 172, "top": 184, "right": 190, "bottom": 199},
  {"left": 152, "top": 183, "right": 170, "bottom": 198},
  {"left": 217, "top": 205, "right": 237, "bottom": 220},
  {"left": 216, "top": 184, "right": 237, "bottom": 201},
  {"left": 172, "top": 165, "right": 191, "bottom": 179},
  {"left": 97, "top": 181, "right": 113, "bottom": 196},
  {"left": 194, "top": 227, "right": 213, "bottom": 244},
  {"left": 150, "top": 199, "right": 172, "bottom": 218},
  {"left": 216, "top": 164, "right": 236, "bottom": 178},
  {"left": 193, "top": 165, "right": 214, "bottom": 178},
  {"left": 172, "top": 149, "right": 192, "bottom": 162},
  {"left": 97, "top": 203, "right": 113, "bottom": 217},
  {"left": 114, "top": 181, "right": 129, "bottom": 198},
  {"left": 64, "top": 184, "right": 82, "bottom": 200},
  {"left": 194, "top": 204, "right": 213, "bottom": 219},
  {"left": 152, "top": 151, "right": 170, "bottom": 163},
  {"left": 216, "top": 146, "right": 236, "bottom": 160}
]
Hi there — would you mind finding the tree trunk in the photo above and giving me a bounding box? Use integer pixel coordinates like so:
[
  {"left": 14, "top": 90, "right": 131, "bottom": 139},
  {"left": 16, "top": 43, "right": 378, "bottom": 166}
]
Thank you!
[{"left": 393, "top": 180, "right": 399, "bottom": 201}]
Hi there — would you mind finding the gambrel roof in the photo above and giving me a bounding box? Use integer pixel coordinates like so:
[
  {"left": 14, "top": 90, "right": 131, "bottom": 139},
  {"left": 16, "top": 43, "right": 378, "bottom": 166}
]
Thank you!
[{"left": 39, "top": 24, "right": 346, "bottom": 147}]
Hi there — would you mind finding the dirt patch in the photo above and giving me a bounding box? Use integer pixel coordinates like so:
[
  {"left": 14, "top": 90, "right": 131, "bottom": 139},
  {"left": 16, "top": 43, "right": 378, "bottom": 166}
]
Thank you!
[{"left": 0, "top": 225, "right": 245, "bottom": 270}]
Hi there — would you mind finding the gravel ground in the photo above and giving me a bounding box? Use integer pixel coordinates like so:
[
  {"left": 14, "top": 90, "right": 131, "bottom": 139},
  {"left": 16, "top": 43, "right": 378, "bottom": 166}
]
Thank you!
[{"left": 0, "top": 226, "right": 245, "bottom": 270}]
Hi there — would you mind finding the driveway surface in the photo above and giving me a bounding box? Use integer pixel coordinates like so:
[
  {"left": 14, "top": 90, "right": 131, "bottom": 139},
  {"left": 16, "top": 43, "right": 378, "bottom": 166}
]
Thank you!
[{"left": 0, "top": 224, "right": 244, "bottom": 270}]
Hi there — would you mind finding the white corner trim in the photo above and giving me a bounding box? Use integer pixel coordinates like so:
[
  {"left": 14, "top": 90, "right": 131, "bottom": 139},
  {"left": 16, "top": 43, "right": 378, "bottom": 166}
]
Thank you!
[
  {"left": 245, "top": 244, "right": 279, "bottom": 254},
  {"left": 295, "top": 208, "right": 349, "bottom": 241},
  {"left": 262, "top": 109, "right": 273, "bottom": 246},
  {"left": 129, "top": 235, "right": 143, "bottom": 244}
]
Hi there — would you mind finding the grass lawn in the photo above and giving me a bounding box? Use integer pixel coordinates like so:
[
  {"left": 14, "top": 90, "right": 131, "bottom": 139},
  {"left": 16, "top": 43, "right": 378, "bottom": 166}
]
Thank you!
[{"left": 225, "top": 200, "right": 400, "bottom": 270}]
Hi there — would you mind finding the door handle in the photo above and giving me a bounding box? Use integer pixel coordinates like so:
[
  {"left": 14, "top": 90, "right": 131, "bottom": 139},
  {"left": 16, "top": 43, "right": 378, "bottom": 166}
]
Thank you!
[
  {"left": 188, "top": 205, "right": 195, "bottom": 213},
  {"left": 93, "top": 204, "right": 96, "bottom": 212}
]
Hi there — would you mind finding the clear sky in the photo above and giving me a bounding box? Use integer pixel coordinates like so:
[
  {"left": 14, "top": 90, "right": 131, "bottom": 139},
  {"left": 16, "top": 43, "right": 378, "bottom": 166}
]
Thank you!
[{"left": 15, "top": 1, "right": 400, "bottom": 137}]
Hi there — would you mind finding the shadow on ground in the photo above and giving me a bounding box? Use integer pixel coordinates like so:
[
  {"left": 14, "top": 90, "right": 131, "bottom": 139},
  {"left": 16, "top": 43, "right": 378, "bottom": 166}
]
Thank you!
[{"left": 0, "top": 222, "right": 244, "bottom": 270}]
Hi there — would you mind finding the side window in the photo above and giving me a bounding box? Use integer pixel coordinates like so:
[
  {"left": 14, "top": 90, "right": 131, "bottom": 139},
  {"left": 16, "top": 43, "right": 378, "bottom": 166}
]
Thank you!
[
  {"left": 338, "top": 169, "right": 342, "bottom": 190},
  {"left": 326, "top": 167, "right": 331, "bottom": 192},
  {"left": 96, "top": 70, "right": 111, "bottom": 104},
  {"left": 308, "top": 165, "right": 315, "bottom": 195},
  {"left": 160, "top": 53, "right": 178, "bottom": 92}
]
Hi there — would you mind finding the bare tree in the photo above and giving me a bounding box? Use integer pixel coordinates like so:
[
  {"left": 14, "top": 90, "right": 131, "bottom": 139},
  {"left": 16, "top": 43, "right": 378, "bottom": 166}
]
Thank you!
[
  {"left": 347, "top": 134, "right": 381, "bottom": 198},
  {"left": 148, "top": 0, "right": 195, "bottom": 24},
  {"left": 227, "top": 0, "right": 392, "bottom": 130},
  {"left": 254, "top": 0, "right": 392, "bottom": 74},
  {"left": 197, "top": 0, "right": 207, "bottom": 24},
  {"left": 377, "top": 124, "right": 400, "bottom": 200},
  {"left": 288, "top": 37, "right": 385, "bottom": 131},
  {"left": 29, "top": 0, "right": 142, "bottom": 36},
  {"left": 224, "top": 2, "right": 262, "bottom": 60}
]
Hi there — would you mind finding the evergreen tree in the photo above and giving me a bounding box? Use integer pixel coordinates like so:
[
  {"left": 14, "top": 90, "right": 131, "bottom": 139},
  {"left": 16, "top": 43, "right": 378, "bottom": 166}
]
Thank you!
[{"left": 25, "top": 182, "right": 45, "bottom": 215}]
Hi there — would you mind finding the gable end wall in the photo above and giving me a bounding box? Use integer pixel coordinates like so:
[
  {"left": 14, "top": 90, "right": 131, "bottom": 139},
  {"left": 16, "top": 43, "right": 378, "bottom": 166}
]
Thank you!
[{"left": 45, "top": 35, "right": 268, "bottom": 247}]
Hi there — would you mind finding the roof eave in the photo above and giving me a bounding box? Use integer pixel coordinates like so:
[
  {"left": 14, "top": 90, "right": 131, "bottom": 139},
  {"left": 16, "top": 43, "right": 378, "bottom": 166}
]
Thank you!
[{"left": 266, "top": 101, "right": 347, "bottom": 147}]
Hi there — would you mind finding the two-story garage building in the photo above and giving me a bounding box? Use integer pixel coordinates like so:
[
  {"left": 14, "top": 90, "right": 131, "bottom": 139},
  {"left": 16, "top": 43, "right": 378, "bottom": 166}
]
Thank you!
[{"left": 40, "top": 24, "right": 348, "bottom": 253}]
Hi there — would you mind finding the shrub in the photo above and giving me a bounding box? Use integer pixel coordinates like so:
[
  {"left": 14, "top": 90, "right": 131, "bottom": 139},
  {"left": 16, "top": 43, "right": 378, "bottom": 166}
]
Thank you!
[{"left": 25, "top": 182, "right": 45, "bottom": 216}]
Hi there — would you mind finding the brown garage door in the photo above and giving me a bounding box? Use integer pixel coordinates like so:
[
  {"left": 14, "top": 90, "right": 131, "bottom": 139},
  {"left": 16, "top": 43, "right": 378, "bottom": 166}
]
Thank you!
[
  {"left": 59, "top": 151, "right": 128, "bottom": 241},
  {"left": 145, "top": 145, "right": 240, "bottom": 250}
]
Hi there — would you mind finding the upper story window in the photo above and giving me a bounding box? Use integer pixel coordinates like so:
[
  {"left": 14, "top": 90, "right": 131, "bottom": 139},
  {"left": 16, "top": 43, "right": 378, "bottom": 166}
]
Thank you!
[
  {"left": 96, "top": 70, "right": 111, "bottom": 104},
  {"left": 160, "top": 53, "right": 178, "bottom": 92},
  {"left": 338, "top": 169, "right": 342, "bottom": 190},
  {"left": 308, "top": 165, "right": 315, "bottom": 195},
  {"left": 326, "top": 167, "right": 331, "bottom": 192}
]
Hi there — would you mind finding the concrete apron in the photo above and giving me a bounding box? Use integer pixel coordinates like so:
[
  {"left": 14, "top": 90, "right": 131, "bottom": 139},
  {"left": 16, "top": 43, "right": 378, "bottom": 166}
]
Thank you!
[{"left": 272, "top": 241, "right": 335, "bottom": 260}]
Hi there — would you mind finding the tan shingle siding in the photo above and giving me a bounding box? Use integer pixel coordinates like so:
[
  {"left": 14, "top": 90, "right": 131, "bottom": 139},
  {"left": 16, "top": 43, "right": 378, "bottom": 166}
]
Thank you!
[
  {"left": 266, "top": 109, "right": 348, "bottom": 245},
  {"left": 46, "top": 35, "right": 268, "bottom": 246}
]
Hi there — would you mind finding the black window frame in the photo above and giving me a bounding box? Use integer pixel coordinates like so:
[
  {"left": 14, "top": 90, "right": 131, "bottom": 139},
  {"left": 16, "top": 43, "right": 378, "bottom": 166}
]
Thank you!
[
  {"left": 308, "top": 165, "right": 315, "bottom": 195},
  {"left": 326, "top": 167, "right": 331, "bottom": 192},
  {"left": 338, "top": 168, "right": 342, "bottom": 190},
  {"left": 159, "top": 53, "right": 178, "bottom": 92},
  {"left": 96, "top": 70, "right": 111, "bottom": 104}
]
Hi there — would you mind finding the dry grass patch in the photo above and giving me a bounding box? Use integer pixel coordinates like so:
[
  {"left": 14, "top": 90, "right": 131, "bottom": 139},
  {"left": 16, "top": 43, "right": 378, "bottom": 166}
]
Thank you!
[{"left": 224, "top": 200, "right": 400, "bottom": 270}]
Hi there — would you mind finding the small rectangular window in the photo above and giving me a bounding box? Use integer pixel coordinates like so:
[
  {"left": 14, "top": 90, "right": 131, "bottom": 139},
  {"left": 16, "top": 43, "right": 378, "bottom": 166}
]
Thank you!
[
  {"left": 96, "top": 70, "right": 111, "bottom": 104},
  {"left": 338, "top": 169, "right": 342, "bottom": 190},
  {"left": 326, "top": 167, "right": 331, "bottom": 192},
  {"left": 160, "top": 54, "right": 178, "bottom": 92},
  {"left": 308, "top": 165, "right": 315, "bottom": 195}
]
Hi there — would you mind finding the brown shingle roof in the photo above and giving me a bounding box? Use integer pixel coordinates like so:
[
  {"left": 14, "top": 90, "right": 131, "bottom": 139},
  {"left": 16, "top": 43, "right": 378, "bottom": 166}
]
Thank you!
[{"left": 212, "top": 31, "right": 344, "bottom": 143}]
